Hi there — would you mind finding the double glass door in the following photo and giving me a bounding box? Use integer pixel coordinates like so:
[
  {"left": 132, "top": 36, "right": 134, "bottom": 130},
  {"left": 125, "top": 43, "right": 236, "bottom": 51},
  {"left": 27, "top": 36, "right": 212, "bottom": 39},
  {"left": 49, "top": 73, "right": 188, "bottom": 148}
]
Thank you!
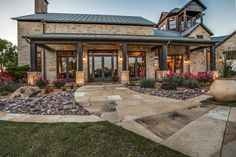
[
  {"left": 89, "top": 51, "right": 118, "bottom": 82},
  {"left": 58, "top": 56, "right": 77, "bottom": 82},
  {"left": 128, "top": 52, "right": 146, "bottom": 80}
]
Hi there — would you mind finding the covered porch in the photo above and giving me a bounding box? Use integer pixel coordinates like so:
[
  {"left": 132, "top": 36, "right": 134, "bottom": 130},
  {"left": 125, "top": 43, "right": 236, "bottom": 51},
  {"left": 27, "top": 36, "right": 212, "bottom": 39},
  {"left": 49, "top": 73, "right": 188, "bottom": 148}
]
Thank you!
[{"left": 25, "top": 33, "right": 217, "bottom": 85}]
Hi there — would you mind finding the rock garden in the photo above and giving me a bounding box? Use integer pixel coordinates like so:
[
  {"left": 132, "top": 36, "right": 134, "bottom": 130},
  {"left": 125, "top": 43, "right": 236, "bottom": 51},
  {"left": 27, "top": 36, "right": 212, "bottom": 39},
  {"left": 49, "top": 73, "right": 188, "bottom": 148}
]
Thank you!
[
  {"left": 129, "top": 72, "right": 213, "bottom": 100},
  {"left": 0, "top": 70, "right": 89, "bottom": 115}
]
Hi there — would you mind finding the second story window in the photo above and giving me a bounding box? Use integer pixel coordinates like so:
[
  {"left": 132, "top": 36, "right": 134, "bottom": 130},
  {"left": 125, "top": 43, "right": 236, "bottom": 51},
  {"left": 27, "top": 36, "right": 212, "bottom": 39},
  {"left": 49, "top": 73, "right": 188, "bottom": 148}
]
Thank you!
[{"left": 169, "top": 17, "right": 176, "bottom": 30}]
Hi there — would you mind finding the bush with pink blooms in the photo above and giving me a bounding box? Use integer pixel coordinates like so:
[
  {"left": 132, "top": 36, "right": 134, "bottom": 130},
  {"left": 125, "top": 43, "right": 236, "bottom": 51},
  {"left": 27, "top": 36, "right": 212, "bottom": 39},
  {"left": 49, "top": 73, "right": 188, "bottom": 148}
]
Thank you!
[
  {"left": 34, "top": 76, "right": 49, "bottom": 89},
  {"left": 0, "top": 72, "right": 21, "bottom": 96},
  {"left": 53, "top": 78, "right": 66, "bottom": 89},
  {"left": 162, "top": 72, "right": 213, "bottom": 89}
]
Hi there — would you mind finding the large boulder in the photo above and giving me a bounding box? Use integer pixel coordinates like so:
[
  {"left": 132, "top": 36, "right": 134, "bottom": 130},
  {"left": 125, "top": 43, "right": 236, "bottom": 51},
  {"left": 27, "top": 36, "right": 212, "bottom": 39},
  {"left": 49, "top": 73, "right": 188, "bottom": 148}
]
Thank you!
[
  {"left": 10, "top": 86, "right": 41, "bottom": 98},
  {"left": 154, "top": 82, "right": 162, "bottom": 89}
]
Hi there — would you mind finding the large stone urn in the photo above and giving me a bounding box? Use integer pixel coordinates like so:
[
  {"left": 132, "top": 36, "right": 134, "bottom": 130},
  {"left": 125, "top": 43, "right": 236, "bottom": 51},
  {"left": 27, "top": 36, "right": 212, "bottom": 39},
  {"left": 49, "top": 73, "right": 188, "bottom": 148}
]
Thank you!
[{"left": 210, "top": 78, "right": 236, "bottom": 102}]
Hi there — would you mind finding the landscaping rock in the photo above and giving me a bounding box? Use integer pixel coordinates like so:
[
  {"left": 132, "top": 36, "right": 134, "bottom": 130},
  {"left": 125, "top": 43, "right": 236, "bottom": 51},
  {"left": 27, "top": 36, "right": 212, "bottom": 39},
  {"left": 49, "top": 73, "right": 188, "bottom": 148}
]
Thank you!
[
  {"left": 10, "top": 86, "right": 41, "bottom": 99},
  {"left": 0, "top": 90, "right": 90, "bottom": 116},
  {"left": 129, "top": 86, "right": 207, "bottom": 100},
  {"left": 154, "top": 82, "right": 162, "bottom": 89}
]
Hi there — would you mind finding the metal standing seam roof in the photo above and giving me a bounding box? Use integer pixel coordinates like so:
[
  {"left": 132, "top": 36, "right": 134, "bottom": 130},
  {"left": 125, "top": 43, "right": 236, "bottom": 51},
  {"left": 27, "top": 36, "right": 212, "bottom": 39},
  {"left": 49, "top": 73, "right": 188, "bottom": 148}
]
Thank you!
[
  {"left": 12, "top": 13, "right": 155, "bottom": 26},
  {"left": 25, "top": 33, "right": 216, "bottom": 44}
]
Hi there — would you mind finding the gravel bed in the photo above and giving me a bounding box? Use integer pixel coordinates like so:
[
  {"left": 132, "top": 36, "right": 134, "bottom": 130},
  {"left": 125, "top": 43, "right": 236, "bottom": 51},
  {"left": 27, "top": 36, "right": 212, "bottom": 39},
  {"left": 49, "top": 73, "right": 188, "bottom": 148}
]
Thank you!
[
  {"left": 129, "top": 86, "right": 208, "bottom": 100},
  {"left": 0, "top": 90, "right": 90, "bottom": 115}
]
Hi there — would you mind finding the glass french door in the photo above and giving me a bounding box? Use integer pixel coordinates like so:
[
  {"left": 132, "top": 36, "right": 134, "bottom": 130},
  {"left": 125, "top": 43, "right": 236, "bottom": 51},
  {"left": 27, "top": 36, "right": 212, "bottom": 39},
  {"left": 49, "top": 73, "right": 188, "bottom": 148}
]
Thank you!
[
  {"left": 128, "top": 52, "right": 145, "bottom": 80},
  {"left": 58, "top": 56, "right": 77, "bottom": 82},
  {"left": 89, "top": 51, "right": 118, "bottom": 82},
  {"left": 167, "top": 55, "right": 183, "bottom": 73}
]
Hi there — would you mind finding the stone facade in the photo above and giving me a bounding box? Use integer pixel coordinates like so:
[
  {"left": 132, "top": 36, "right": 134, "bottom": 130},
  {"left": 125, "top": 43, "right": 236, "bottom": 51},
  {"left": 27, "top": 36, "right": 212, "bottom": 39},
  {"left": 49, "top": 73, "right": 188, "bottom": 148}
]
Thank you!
[
  {"left": 18, "top": 21, "right": 43, "bottom": 66},
  {"left": 35, "top": 0, "right": 48, "bottom": 14},
  {"left": 45, "top": 23, "right": 154, "bottom": 35},
  {"left": 188, "top": 25, "right": 211, "bottom": 74}
]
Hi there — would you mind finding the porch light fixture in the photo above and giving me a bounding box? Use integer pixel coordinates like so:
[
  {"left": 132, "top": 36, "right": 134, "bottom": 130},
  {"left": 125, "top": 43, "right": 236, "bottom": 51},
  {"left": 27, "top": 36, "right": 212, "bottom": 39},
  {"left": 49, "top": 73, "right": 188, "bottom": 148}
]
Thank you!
[
  {"left": 119, "top": 55, "right": 123, "bottom": 61},
  {"left": 218, "top": 56, "right": 223, "bottom": 62},
  {"left": 83, "top": 55, "right": 86, "bottom": 61},
  {"left": 184, "top": 59, "right": 190, "bottom": 64}
]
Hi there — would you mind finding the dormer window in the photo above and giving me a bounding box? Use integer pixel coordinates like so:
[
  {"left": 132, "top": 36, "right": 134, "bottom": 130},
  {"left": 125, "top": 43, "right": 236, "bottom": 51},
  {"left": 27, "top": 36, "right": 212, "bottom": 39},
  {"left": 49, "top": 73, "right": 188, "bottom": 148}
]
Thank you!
[{"left": 169, "top": 17, "right": 176, "bottom": 30}]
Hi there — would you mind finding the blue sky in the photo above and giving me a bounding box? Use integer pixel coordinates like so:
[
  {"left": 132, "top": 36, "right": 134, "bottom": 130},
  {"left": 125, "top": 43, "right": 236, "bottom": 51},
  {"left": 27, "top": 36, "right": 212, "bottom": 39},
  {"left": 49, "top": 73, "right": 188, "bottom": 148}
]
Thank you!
[{"left": 0, "top": 0, "right": 236, "bottom": 45}]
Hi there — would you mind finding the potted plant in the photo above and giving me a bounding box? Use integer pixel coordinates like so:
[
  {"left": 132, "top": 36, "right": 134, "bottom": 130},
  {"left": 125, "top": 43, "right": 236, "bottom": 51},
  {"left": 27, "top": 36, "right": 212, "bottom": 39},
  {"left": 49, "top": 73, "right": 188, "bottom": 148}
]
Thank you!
[{"left": 210, "top": 58, "right": 236, "bottom": 102}]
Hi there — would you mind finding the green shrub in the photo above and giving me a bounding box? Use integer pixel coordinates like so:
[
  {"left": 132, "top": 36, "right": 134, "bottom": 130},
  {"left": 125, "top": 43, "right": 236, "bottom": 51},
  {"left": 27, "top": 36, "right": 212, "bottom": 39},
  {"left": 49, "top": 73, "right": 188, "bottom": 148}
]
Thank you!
[
  {"left": 6, "top": 65, "right": 30, "bottom": 81},
  {"left": 182, "top": 79, "right": 200, "bottom": 89},
  {"left": 218, "top": 59, "right": 236, "bottom": 78},
  {"left": 140, "top": 79, "right": 158, "bottom": 88},
  {"left": 163, "top": 74, "right": 182, "bottom": 86},
  {"left": 0, "top": 82, "right": 22, "bottom": 95}
]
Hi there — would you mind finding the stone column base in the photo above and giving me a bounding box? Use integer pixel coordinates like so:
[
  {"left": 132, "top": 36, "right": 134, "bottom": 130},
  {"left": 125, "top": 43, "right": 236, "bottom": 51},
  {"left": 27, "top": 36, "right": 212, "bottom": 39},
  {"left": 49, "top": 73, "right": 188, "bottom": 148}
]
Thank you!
[
  {"left": 76, "top": 71, "right": 85, "bottom": 85},
  {"left": 156, "top": 71, "right": 169, "bottom": 80},
  {"left": 121, "top": 71, "right": 129, "bottom": 85},
  {"left": 27, "top": 72, "right": 42, "bottom": 85}
]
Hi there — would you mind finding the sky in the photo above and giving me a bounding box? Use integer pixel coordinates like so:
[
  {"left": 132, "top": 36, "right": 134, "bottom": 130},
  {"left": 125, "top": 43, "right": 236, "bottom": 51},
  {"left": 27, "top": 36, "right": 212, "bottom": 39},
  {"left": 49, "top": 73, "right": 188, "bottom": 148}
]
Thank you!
[{"left": 0, "top": 0, "right": 236, "bottom": 45}]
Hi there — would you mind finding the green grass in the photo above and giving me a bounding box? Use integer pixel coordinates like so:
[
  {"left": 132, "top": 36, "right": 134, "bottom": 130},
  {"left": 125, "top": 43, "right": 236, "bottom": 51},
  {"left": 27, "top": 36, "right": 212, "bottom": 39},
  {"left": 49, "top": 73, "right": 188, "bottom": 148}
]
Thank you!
[
  {"left": 0, "top": 121, "right": 187, "bottom": 157},
  {"left": 201, "top": 98, "right": 236, "bottom": 107}
]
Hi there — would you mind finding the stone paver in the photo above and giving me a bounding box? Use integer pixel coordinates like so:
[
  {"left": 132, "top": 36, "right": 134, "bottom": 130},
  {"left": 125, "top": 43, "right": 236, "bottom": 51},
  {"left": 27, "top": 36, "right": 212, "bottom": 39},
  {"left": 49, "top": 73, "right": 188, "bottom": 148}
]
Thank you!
[
  {"left": 101, "top": 112, "right": 119, "bottom": 123},
  {"left": 221, "top": 108, "right": 236, "bottom": 157},
  {"left": 0, "top": 114, "right": 103, "bottom": 123},
  {"left": 162, "top": 106, "right": 230, "bottom": 157},
  {"left": 0, "top": 112, "right": 7, "bottom": 118},
  {"left": 120, "top": 120, "right": 163, "bottom": 143}
]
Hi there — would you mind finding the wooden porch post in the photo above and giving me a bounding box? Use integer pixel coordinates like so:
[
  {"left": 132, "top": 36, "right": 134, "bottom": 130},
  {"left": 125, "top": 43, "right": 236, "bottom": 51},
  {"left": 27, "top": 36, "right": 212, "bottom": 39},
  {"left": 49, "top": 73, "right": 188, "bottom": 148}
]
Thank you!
[
  {"left": 30, "top": 43, "right": 37, "bottom": 71},
  {"left": 77, "top": 43, "right": 83, "bottom": 71},
  {"left": 210, "top": 46, "right": 216, "bottom": 71},
  {"left": 159, "top": 45, "right": 168, "bottom": 71}
]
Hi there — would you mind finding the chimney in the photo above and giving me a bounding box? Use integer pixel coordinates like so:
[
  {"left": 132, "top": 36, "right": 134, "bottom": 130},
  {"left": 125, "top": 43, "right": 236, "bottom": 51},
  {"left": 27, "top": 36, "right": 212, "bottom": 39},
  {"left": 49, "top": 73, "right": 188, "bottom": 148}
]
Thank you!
[{"left": 35, "top": 0, "right": 48, "bottom": 14}]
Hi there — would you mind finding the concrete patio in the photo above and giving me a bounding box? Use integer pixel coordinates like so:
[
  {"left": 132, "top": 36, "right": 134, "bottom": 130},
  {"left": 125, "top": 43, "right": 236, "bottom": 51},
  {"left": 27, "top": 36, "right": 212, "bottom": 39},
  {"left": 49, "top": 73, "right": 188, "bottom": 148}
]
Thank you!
[{"left": 74, "top": 84, "right": 236, "bottom": 157}]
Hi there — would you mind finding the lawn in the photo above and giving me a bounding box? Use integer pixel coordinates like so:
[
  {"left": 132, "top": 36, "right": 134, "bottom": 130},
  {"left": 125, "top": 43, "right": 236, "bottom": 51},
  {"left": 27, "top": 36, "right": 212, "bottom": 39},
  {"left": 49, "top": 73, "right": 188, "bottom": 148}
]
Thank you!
[
  {"left": 201, "top": 98, "right": 236, "bottom": 107},
  {"left": 0, "top": 121, "right": 187, "bottom": 157}
]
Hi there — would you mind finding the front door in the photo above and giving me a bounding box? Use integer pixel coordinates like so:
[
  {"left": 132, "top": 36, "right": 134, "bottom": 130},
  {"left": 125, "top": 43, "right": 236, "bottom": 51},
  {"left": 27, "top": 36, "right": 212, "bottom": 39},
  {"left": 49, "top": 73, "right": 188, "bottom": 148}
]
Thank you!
[
  {"left": 128, "top": 52, "right": 145, "bottom": 81},
  {"left": 58, "top": 56, "right": 77, "bottom": 82},
  {"left": 89, "top": 51, "right": 118, "bottom": 82}
]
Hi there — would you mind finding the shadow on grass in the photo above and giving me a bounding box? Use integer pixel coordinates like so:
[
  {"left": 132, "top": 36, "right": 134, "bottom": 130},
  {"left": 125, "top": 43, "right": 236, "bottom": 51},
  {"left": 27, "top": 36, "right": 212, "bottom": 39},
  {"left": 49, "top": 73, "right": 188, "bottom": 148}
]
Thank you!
[{"left": 201, "top": 98, "right": 236, "bottom": 107}]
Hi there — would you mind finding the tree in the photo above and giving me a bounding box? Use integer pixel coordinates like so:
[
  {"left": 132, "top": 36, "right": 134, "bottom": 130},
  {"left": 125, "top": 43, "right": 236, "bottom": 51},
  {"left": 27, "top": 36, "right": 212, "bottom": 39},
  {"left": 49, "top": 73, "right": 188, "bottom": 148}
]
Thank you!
[{"left": 0, "top": 39, "right": 17, "bottom": 72}]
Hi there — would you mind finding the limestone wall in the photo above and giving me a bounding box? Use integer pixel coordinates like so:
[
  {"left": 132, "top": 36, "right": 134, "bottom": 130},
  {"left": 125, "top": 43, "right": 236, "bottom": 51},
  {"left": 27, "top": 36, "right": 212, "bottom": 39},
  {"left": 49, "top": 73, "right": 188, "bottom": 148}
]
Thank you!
[
  {"left": 18, "top": 21, "right": 44, "bottom": 66},
  {"left": 45, "top": 23, "right": 154, "bottom": 35}
]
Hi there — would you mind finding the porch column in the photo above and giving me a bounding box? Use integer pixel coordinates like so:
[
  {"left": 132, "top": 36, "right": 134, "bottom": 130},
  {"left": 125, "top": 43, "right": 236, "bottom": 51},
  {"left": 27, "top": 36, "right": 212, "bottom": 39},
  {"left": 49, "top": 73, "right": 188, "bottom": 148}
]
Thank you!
[
  {"left": 210, "top": 46, "right": 216, "bottom": 71},
  {"left": 76, "top": 43, "right": 85, "bottom": 85},
  {"left": 27, "top": 43, "right": 41, "bottom": 85},
  {"left": 30, "top": 43, "right": 37, "bottom": 71},
  {"left": 159, "top": 45, "right": 168, "bottom": 71},
  {"left": 122, "top": 44, "right": 128, "bottom": 71},
  {"left": 121, "top": 44, "right": 129, "bottom": 84},
  {"left": 77, "top": 43, "right": 83, "bottom": 71},
  {"left": 156, "top": 45, "right": 168, "bottom": 80}
]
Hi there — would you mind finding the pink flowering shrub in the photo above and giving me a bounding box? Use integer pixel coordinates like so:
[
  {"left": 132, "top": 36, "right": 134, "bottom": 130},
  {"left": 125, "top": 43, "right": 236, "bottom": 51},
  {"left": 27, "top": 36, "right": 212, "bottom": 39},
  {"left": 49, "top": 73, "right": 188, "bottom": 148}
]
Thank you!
[
  {"left": 34, "top": 76, "right": 49, "bottom": 89},
  {"left": 52, "top": 77, "right": 66, "bottom": 89},
  {"left": 162, "top": 72, "right": 213, "bottom": 89},
  {"left": 0, "top": 72, "right": 21, "bottom": 95}
]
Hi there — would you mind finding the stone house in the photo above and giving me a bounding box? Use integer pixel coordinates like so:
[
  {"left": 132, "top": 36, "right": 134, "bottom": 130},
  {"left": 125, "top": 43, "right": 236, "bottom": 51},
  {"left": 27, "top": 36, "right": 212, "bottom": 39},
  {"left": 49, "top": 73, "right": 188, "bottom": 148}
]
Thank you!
[
  {"left": 13, "top": 0, "right": 217, "bottom": 85},
  {"left": 212, "top": 31, "right": 236, "bottom": 66}
]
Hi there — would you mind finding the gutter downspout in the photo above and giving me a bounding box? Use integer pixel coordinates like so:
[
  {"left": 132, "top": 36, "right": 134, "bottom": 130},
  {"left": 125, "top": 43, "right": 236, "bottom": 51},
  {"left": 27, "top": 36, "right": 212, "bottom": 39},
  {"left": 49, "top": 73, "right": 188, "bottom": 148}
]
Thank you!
[{"left": 41, "top": 20, "right": 46, "bottom": 80}]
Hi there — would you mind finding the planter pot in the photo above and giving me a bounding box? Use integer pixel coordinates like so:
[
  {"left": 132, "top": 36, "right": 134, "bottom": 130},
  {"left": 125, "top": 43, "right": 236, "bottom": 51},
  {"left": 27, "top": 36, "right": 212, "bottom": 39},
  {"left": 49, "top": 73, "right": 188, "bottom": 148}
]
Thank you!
[{"left": 210, "top": 78, "right": 236, "bottom": 102}]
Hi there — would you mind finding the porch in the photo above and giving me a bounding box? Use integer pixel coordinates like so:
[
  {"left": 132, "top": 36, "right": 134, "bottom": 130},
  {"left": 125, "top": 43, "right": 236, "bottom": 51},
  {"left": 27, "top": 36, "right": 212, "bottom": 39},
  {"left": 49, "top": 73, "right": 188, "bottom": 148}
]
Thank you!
[{"left": 25, "top": 33, "right": 217, "bottom": 85}]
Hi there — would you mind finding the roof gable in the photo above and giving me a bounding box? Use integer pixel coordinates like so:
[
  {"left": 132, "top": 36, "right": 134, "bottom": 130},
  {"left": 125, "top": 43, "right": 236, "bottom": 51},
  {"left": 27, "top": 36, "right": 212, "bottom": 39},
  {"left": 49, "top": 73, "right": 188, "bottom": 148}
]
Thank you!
[
  {"left": 216, "top": 31, "right": 236, "bottom": 47},
  {"left": 13, "top": 13, "right": 155, "bottom": 26},
  {"left": 184, "top": 0, "right": 207, "bottom": 12},
  {"left": 181, "top": 23, "right": 213, "bottom": 37}
]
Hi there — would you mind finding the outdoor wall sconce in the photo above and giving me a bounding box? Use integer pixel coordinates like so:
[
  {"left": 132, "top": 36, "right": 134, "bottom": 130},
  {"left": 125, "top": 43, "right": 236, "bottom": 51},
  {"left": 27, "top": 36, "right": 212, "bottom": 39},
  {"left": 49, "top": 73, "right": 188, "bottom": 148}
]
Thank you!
[
  {"left": 83, "top": 55, "right": 86, "bottom": 62},
  {"left": 184, "top": 59, "right": 190, "bottom": 64},
  {"left": 119, "top": 55, "right": 123, "bottom": 61},
  {"left": 218, "top": 56, "right": 223, "bottom": 62}
]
